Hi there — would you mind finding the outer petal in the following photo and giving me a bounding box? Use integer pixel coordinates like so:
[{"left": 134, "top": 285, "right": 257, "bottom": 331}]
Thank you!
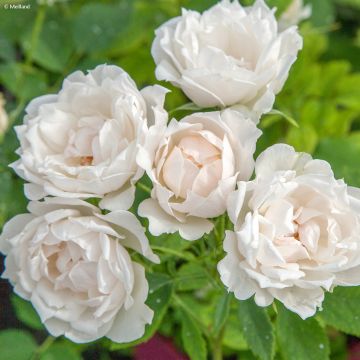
[
  {"left": 226, "top": 182, "right": 249, "bottom": 228},
  {"left": 99, "top": 184, "right": 136, "bottom": 211},
  {"left": 107, "top": 263, "right": 153, "bottom": 343},
  {"left": 255, "top": 143, "right": 312, "bottom": 178},
  {"left": 218, "top": 231, "right": 258, "bottom": 301},
  {"left": 96, "top": 210, "right": 160, "bottom": 264},
  {"left": 138, "top": 198, "right": 213, "bottom": 241},
  {"left": 0, "top": 214, "right": 35, "bottom": 254},
  {"left": 271, "top": 287, "right": 324, "bottom": 319}
]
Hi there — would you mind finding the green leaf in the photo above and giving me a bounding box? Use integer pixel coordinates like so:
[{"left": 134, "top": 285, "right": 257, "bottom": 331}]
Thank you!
[
  {"left": 179, "top": 308, "right": 207, "bottom": 360},
  {"left": 174, "top": 294, "right": 213, "bottom": 329},
  {"left": 336, "top": 73, "right": 360, "bottom": 111},
  {"left": 148, "top": 232, "right": 194, "bottom": 262},
  {"left": 147, "top": 272, "right": 172, "bottom": 292},
  {"left": 222, "top": 309, "right": 248, "bottom": 351},
  {"left": 320, "top": 287, "right": 360, "bottom": 337},
  {"left": 40, "top": 342, "right": 81, "bottom": 360},
  {"left": 212, "top": 292, "right": 231, "bottom": 336},
  {"left": 11, "top": 295, "right": 43, "bottom": 330},
  {"left": 237, "top": 299, "right": 274, "bottom": 360},
  {"left": 335, "top": 0, "right": 360, "bottom": 8},
  {"left": 0, "top": 63, "right": 48, "bottom": 101},
  {"left": 176, "top": 263, "right": 209, "bottom": 291},
  {"left": 109, "top": 272, "right": 172, "bottom": 350},
  {"left": 72, "top": 1, "right": 133, "bottom": 54},
  {"left": 286, "top": 123, "right": 318, "bottom": 153},
  {"left": 0, "top": 6, "right": 34, "bottom": 42},
  {"left": 0, "top": 169, "right": 27, "bottom": 230},
  {"left": 21, "top": 16, "right": 74, "bottom": 73},
  {"left": 314, "top": 134, "right": 360, "bottom": 187},
  {"left": 164, "top": 85, "right": 188, "bottom": 113},
  {"left": 118, "top": 46, "right": 155, "bottom": 87},
  {"left": 0, "top": 329, "right": 37, "bottom": 360},
  {"left": 106, "top": 0, "right": 173, "bottom": 57},
  {"left": 323, "top": 32, "right": 360, "bottom": 72},
  {"left": 0, "top": 127, "right": 28, "bottom": 228},
  {"left": 276, "top": 304, "right": 330, "bottom": 360},
  {"left": 150, "top": 232, "right": 191, "bottom": 251},
  {"left": 305, "top": 0, "right": 335, "bottom": 27},
  {"left": 0, "top": 33, "right": 15, "bottom": 61}
]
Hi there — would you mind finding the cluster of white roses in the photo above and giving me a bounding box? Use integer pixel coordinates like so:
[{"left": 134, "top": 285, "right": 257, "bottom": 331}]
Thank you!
[{"left": 1, "top": 0, "right": 359, "bottom": 345}]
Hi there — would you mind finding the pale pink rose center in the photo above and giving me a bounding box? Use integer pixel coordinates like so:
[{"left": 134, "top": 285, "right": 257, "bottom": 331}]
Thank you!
[
  {"left": 162, "top": 134, "right": 222, "bottom": 198},
  {"left": 42, "top": 240, "right": 98, "bottom": 293},
  {"left": 260, "top": 189, "right": 342, "bottom": 264},
  {"left": 62, "top": 114, "right": 134, "bottom": 167}
]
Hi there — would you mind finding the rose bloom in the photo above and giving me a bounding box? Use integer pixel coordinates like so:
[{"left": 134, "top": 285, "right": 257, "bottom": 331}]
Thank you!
[
  {"left": 218, "top": 144, "right": 360, "bottom": 319},
  {"left": 138, "top": 109, "right": 261, "bottom": 240},
  {"left": 0, "top": 197, "right": 159, "bottom": 343},
  {"left": 151, "top": 0, "right": 302, "bottom": 115},
  {"left": 12, "top": 65, "right": 167, "bottom": 210}
]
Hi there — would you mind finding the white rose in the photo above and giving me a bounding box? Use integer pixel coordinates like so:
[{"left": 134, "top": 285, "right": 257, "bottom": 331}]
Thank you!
[
  {"left": 138, "top": 109, "right": 261, "bottom": 241},
  {"left": 279, "top": 0, "right": 312, "bottom": 31},
  {"left": 151, "top": 0, "right": 302, "bottom": 116},
  {"left": 0, "top": 93, "right": 9, "bottom": 136},
  {"left": 218, "top": 144, "right": 360, "bottom": 319},
  {"left": 12, "top": 65, "right": 168, "bottom": 210},
  {"left": 0, "top": 197, "right": 159, "bottom": 343}
]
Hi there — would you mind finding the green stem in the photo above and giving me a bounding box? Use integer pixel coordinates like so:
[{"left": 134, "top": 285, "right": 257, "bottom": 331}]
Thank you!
[
  {"left": 30, "top": 336, "right": 55, "bottom": 360},
  {"left": 136, "top": 182, "right": 152, "bottom": 194},
  {"left": 151, "top": 245, "right": 194, "bottom": 261},
  {"left": 168, "top": 102, "right": 202, "bottom": 116},
  {"left": 212, "top": 327, "right": 225, "bottom": 360},
  {"left": 26, "top": 5, "right": 46, "bottom": 67},
  {"left": 9, "top": 5, "right": 46, "bottom": 126}
]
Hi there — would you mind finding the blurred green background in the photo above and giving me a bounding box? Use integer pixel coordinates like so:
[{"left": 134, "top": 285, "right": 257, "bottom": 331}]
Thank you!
[{"left": 0, "top": 0, "right": 359, "bottom": 359}]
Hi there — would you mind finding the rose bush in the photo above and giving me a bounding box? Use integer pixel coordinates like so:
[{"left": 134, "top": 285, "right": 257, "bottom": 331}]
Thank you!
[
  {"left": 138, "top": 109, "right": 261, "bottom": 240},
  {"left": 0, "top": 197, "right": 159, "bottom": 343},
  {"left": 218, "top": 144, "right": 360, "bottom": 318},
  {"left": 1, "top": 0, "right": 360, "bottom": 359},
  {"left": 152, "top": 0, "right": 302, "bottom": 115},
  {"left": 12, "top": 64, "right": 168, "bottom": 210}
]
